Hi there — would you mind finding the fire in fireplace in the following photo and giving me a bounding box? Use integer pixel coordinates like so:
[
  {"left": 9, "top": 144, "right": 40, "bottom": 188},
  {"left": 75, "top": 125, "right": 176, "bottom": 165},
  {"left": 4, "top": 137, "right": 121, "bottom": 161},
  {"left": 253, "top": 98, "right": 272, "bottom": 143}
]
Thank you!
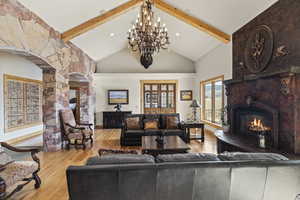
[{"left": 248, "top": 118, "right": 271, "bottom": 132}]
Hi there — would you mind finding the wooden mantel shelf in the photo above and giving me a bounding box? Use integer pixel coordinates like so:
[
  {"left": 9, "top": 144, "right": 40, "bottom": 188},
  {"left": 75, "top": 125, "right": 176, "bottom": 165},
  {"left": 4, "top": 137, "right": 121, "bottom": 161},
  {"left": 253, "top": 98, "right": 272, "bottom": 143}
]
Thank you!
[{"left": 224, "top": 65, "right": 300, "bottom": 86}]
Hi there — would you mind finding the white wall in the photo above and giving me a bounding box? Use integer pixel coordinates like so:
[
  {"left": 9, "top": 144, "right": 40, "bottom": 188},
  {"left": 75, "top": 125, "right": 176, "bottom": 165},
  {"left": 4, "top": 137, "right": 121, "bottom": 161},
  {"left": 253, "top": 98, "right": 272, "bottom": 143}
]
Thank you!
[
  {"left": 0, "top": 52, "right": 43, "bottom": 142},
  {"left": 194, "top": 42, "right": 233, "bottom": 131},
  {"left": 94, "top": 73, "right": 196, "bottom": 125},
  {"left": 97, "top": 48, "right": 195, "bottom": 73}
]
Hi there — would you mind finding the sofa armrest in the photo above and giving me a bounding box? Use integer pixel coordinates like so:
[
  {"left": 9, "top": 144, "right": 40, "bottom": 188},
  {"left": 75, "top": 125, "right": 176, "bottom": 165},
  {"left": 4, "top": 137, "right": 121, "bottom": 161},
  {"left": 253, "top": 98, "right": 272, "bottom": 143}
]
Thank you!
[{"left": 178, "top": 123, "right": 185, "bottom": 130}]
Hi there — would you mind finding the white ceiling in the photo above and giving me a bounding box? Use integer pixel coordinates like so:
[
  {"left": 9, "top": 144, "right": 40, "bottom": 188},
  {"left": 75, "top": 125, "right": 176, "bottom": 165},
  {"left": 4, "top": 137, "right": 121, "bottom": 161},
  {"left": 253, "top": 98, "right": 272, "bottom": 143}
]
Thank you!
[{"left": 18, "top": 0, "right": 278, "bottom": 61}]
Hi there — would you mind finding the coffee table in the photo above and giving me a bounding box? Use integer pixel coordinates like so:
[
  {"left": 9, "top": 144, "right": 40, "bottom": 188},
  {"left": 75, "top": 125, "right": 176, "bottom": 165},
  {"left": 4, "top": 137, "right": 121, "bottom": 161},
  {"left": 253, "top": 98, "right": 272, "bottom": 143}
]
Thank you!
[{"left": 142, "top": 136, "right": 190, "bottom": 156}]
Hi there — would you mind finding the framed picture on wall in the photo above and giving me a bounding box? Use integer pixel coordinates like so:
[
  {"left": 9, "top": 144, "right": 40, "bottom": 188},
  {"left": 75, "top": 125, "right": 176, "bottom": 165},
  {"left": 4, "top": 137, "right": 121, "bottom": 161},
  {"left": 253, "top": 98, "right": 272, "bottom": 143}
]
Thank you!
[
  {"left": 108, "top": 90, "right": 129, "bottom": 105},
  {"left": 180, "top": 90, "right": 193, "bottom": 101}
]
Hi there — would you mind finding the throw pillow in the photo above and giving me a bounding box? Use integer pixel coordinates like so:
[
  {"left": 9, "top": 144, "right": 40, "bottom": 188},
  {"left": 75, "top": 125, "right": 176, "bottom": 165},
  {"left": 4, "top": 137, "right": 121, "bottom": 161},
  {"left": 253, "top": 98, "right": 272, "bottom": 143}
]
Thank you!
[
  {"left": 126, "top": 117, "right": 141, "bottom": 130},
  {"left": 166, "top": 116, "right": 179, "bottom": 129},
  {"left": 144, "top": 119, "right": 159, "bottom": 130},
  {"left": 218, "top": 152, "right": 289, "bottom": 161}
]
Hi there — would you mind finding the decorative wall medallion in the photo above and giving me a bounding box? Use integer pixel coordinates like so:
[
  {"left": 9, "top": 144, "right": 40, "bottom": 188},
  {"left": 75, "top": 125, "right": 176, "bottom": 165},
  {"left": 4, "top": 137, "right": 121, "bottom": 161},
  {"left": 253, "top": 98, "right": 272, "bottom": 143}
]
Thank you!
[
  {"left": 275, "top": 45, "right": 289, "bottom": 58},
  {"left": 244, "top": 25, "right": 274, "bottom": 73}
]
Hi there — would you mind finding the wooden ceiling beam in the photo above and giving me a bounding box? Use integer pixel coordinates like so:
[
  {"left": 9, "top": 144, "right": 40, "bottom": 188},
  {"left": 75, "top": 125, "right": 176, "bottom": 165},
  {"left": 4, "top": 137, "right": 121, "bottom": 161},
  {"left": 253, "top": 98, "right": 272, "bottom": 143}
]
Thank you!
[
  {"left": 61, "top": 0, "right": 142, "bottom": 42},
  {"left": 153, "top": 0, "right": 231, "bottom": 44}
]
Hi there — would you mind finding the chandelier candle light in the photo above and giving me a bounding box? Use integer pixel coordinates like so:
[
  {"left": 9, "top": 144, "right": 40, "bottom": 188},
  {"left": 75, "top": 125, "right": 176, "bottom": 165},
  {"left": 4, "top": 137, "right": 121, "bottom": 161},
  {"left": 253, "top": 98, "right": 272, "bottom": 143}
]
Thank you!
[{"left": 128, "top": 0, "right": 170, "bottom": 69}]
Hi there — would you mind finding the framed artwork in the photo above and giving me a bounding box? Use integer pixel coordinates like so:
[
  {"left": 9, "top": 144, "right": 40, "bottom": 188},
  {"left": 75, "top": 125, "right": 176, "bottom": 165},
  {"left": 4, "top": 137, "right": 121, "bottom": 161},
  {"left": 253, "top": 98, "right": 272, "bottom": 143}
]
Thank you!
[
  {"left": 108, "top": 90, "right": 129, "bottom": 105},
  {"left": 180, "top": 90, "right": 193, "bottom": 101},
  {"left": 4, "top": 74, "right": 42, "bottom": 133}
]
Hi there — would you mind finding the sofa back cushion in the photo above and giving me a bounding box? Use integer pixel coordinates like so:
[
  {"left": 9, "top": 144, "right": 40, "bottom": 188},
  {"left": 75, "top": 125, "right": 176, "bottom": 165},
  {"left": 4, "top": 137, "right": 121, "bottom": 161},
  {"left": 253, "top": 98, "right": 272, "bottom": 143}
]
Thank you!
[
  {"left": 86, "top": 154, "right": 155, "bottom": 165},
  {"left": 125, "top": 115, "right": 143, "bottom": 130},
  {"left": 161, "top": 114, "right": 180, "bottom": 129},
  {"left": 156, "top": 153, "right": 220, "bottom": 163},
  {"left": 144, "top": 119, "right": 159, "bottom": 130},
  {"left": 166, "top": 116, "right": 180, "bottom": 129},
  {"left": 218, "top": 152, "right": 289, "bottom": 161}
]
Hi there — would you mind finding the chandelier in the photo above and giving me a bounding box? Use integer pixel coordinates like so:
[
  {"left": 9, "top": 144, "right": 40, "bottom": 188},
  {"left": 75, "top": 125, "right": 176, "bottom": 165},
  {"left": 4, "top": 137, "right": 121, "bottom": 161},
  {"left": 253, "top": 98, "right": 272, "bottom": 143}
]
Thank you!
[{"left": 128, "top": 0, "right": 170, "bottom": 69}]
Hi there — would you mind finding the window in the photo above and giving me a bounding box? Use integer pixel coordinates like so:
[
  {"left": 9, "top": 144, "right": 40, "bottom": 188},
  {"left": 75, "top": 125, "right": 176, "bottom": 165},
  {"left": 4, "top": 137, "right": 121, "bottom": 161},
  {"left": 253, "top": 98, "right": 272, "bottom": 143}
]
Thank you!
[{"left": 200, "top": 75, "right": 224, "bottom": 127}]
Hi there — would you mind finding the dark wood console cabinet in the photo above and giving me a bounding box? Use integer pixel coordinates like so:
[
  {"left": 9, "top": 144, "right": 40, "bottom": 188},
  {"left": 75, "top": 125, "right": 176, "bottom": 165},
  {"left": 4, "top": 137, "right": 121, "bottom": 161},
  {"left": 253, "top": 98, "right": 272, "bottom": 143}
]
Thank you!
[{"left": 103, "top": 111, "right": 132, "bottom": 129}]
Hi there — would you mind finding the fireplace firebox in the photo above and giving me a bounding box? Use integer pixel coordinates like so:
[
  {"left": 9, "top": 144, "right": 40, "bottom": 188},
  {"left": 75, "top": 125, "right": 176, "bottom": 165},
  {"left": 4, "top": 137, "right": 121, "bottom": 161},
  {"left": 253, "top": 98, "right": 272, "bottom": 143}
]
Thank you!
[{"left": 230, "top": 96, "right": 279, "bottom": 149}]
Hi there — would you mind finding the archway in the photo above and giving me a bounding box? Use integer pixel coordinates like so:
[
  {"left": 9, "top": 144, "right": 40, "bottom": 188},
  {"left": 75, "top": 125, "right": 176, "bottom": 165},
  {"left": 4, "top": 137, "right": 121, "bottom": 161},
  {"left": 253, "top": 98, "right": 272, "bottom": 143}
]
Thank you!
[
  {"left": 0, "top": 48, "right": 61, "bottom": 152},
  {"left": 69, "top": 73, "right": 90, "bottom": 124}
]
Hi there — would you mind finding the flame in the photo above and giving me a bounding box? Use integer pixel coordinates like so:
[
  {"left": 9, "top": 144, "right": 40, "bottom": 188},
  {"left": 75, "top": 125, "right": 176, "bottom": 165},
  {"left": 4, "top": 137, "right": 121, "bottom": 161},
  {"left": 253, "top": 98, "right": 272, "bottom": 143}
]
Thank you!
[{"left": 249, "top": 118, "right": 271, "bottom": 132}]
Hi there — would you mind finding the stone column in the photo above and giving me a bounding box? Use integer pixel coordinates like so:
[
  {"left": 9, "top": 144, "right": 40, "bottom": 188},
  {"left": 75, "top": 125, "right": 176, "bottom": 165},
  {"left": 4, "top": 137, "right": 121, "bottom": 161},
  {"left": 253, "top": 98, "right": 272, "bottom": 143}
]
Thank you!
[{"left": 42, "top": 69, "right": 61, "bottom": 152}]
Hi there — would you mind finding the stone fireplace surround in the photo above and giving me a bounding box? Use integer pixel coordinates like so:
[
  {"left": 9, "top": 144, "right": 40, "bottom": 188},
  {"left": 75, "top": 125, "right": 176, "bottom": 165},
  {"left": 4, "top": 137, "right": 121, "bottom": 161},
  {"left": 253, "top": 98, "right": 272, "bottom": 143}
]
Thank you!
[
  {"left": 225, "top": 0, "right": 300, "bottom": 154},
  {"left": 225, "top": 67, "right": 300, "bottom": 154}
]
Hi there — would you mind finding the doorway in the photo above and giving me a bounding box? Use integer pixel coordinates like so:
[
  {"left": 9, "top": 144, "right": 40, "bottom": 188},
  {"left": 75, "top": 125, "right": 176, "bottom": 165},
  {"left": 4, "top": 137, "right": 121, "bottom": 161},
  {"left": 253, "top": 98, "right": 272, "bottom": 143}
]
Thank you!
[
  {"left": 141, "top": 80, "right": 177, "bottom": 114},
  {"left": 69, "top": 87, "right": 81, "bottom": 123}
]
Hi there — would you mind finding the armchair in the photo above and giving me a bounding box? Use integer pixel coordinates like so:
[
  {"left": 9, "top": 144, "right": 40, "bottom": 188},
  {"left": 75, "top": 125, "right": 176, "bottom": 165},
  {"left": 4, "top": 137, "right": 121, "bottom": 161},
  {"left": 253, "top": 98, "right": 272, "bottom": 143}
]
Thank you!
[
  {"left": 60, "top": 109, "right": 94, "bottom": 150},
  {"left": 0, "top": 142, "right": 41, "bottom": 200}
]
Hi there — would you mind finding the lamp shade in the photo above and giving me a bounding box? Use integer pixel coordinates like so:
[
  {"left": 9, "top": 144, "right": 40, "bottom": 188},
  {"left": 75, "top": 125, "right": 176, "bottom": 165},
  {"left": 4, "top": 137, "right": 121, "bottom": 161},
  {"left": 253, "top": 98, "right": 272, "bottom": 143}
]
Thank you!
[{"left": 190, "top": 99, "right": 200, "bottom": 108}]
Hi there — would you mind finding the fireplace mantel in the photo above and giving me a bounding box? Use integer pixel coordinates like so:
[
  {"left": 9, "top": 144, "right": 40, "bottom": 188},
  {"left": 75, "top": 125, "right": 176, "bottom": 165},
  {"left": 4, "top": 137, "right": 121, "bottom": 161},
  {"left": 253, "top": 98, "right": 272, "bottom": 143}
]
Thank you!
[{"left": 224, "top": 65, "right": 300, "bottom": 86}]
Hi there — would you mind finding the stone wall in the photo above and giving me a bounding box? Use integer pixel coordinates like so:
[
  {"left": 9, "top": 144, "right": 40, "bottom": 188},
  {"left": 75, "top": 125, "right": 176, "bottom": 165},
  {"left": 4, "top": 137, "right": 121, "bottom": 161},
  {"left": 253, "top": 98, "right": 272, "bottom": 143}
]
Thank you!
[
  {"left": 0, "top": 0, "right": 96, "bottom": 151},
  {"left": 226, "top": 0, "right": 300, "bottom": 154}
]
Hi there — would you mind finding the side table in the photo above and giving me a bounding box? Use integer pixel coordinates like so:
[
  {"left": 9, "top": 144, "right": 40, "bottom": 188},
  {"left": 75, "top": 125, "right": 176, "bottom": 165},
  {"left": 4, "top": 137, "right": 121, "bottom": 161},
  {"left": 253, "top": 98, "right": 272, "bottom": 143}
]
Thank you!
[{"left": 182, "top": 122, "right": 205, "bottom": 143}]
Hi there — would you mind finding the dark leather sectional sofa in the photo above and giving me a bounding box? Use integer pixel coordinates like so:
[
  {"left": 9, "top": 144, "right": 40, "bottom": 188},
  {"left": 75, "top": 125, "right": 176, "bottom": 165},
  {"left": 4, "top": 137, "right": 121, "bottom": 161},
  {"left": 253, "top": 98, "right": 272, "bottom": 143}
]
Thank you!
[
  {"left": 121, "top": 113, "right": 186, "bottom": 146},
  {"left": 66, "top": 152, "right": 300, "bottom": 200}
]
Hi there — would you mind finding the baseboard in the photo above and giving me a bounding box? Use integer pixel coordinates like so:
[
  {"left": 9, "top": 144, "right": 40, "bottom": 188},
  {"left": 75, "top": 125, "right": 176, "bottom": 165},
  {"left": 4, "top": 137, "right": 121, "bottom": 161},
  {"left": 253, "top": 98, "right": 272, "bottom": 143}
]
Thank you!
[
  {"left": 95, "top": 125, "right": 103, "bottom": 129},
  {"left": 6, "top": 130, "right": 43, "bottom": 145}
]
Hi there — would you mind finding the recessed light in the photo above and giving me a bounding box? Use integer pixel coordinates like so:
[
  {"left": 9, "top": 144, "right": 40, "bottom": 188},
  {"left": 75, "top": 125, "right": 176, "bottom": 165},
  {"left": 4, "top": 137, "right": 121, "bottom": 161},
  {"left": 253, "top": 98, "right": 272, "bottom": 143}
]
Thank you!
[
  {"left": 175, "top": 32, "right": 180, "bottom": 37},
  {"left": 109, "top": 33, "right": 115, "bottom": 37}
]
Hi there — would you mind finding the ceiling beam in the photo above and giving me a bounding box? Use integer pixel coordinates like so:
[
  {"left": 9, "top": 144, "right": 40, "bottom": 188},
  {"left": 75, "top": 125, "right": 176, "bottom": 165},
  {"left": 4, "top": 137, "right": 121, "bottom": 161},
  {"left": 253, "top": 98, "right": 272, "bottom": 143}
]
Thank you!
[
  {"left": 153, "top": 0, "right": 231, "bottom": 44},
  {"left": 61, "top": 0, "right": 142, "bottom": 42}
]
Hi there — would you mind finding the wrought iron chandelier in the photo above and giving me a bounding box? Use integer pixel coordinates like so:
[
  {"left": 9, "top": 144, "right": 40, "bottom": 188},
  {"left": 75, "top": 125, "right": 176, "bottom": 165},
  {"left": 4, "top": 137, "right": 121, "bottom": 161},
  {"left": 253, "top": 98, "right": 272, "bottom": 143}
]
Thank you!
[{"left": 128, "top": 0, "right": 170, "bottom": 69}]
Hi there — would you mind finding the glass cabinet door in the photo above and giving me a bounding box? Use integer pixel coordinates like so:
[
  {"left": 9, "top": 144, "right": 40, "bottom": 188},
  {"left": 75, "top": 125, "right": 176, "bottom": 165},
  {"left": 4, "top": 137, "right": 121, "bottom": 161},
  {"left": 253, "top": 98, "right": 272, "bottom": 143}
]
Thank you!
[{"left": 143, "top": 83, "right": 176, "bottom": 114}]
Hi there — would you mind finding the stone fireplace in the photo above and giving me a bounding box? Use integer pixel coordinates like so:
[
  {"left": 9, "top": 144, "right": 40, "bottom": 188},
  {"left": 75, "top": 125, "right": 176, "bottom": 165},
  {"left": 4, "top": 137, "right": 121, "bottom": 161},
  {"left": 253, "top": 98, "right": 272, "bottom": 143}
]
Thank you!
[{"left": 223, "top": 0, "right": 300, "bottom": 154}]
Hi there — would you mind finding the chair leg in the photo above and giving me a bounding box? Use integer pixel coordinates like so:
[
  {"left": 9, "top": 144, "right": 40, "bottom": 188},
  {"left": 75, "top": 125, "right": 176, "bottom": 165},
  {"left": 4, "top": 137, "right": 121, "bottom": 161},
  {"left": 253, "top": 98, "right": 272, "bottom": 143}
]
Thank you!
[
  {"left": 66, "top": 142, "right": 70, "bottom": 150},
  {"left": 74, "top": 140, "right": 79, "bottom": 149},
  {"left": 33, "top": 172, "right": 41, "bottom": 189},
  {"left": 82, "top": 141, "right": 86, "bottom": 150}
]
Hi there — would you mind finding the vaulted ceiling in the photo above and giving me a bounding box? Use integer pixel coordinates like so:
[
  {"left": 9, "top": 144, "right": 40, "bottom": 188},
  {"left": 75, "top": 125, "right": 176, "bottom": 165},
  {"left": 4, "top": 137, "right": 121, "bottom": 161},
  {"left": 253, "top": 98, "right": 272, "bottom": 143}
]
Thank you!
[{"left": 18, "top": 0, "right": 278, "bottom": 61}]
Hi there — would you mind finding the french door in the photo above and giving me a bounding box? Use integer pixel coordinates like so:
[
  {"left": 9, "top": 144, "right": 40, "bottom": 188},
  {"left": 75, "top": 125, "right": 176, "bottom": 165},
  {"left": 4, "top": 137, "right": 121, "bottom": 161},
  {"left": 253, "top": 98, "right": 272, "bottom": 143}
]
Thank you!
[{"left": 142, "top": 81, "right": 177, "bottom": 114}]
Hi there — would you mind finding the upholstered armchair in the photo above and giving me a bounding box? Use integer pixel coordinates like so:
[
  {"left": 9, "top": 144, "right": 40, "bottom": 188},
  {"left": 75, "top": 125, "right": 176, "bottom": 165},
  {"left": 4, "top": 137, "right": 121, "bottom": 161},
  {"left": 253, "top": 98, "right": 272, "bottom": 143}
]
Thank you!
[
  {"left": 0, "top": 142, "right": 41, "bottom": 200},
  {"left": 60, "top": 109, "right": 94, "bottom": 150}
]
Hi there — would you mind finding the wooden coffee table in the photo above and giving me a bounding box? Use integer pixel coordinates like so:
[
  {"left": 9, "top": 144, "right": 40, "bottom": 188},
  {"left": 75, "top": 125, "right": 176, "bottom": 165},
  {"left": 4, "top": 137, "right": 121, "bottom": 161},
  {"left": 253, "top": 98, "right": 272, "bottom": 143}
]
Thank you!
[{"left": 142, "top": 136, "right": 190, "bottom": 156}]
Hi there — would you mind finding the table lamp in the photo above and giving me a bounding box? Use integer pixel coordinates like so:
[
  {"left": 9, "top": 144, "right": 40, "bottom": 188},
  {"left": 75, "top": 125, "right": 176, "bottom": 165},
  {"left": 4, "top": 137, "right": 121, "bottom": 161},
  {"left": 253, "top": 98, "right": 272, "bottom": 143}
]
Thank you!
[{"left": 190, "top": 100, "right": 201, "bottom": 122}]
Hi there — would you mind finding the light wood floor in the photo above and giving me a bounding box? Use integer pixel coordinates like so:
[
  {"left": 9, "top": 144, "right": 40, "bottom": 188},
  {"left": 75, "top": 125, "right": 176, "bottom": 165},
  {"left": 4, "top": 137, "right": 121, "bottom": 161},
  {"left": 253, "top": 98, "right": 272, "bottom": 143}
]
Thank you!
[{"left": 12, "top": 129, "right": 216, "bottom": 200}]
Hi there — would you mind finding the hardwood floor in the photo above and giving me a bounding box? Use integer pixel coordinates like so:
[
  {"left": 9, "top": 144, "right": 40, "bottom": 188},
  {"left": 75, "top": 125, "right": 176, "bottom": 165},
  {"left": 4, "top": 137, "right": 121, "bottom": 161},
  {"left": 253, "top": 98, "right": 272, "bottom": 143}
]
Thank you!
[{"left": 12, "top": 129, "right": 217, "bottom": 200}]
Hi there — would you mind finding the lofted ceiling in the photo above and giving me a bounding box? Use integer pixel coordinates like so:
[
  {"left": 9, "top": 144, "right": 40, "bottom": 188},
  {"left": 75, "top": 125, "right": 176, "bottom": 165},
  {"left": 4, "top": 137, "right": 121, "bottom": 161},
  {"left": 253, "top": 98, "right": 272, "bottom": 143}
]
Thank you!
[{"left": 18, "top": 0, "right": 278, "bottom": 61}]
